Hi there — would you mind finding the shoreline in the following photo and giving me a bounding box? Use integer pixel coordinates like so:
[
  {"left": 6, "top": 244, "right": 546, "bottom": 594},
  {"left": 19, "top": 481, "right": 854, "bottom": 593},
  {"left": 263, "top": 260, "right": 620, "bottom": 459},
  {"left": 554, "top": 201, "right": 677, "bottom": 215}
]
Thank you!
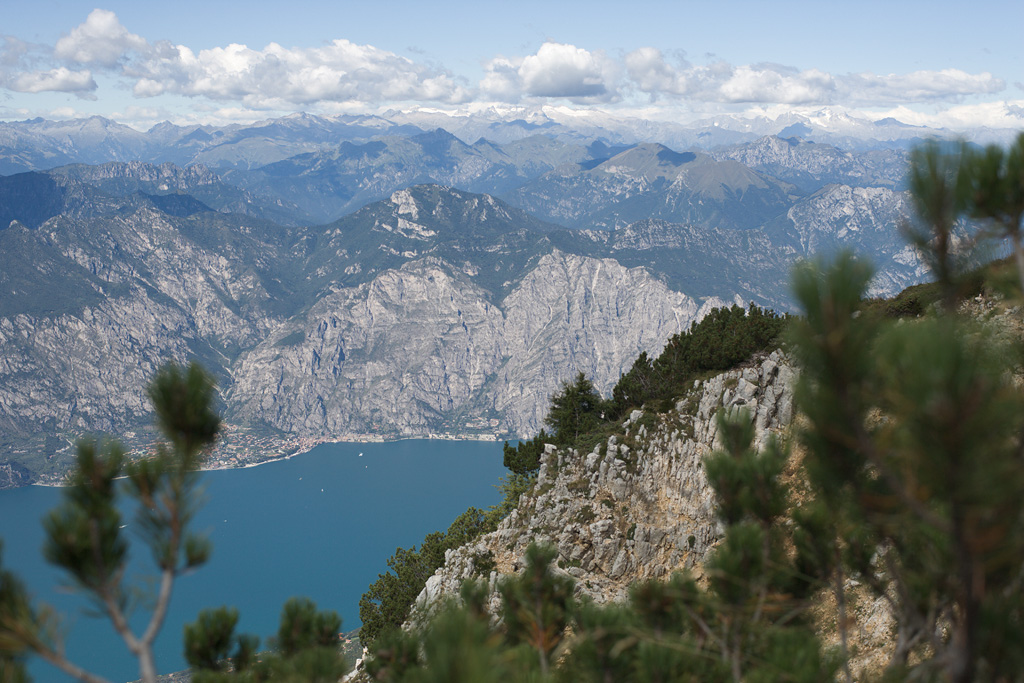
[
  {"left": 26, "top": 431, "right": 508, "bottom": 489},
  {"left": 201, "top": 431, "right": 507, "bottom": 472}
]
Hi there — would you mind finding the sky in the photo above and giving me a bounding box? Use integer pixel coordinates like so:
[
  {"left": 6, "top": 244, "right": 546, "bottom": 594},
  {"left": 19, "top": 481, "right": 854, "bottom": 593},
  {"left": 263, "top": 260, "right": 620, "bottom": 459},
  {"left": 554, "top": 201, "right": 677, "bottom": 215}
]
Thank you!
[{"left": 1, "top": 0, "right": 1022, "bottom": 131}]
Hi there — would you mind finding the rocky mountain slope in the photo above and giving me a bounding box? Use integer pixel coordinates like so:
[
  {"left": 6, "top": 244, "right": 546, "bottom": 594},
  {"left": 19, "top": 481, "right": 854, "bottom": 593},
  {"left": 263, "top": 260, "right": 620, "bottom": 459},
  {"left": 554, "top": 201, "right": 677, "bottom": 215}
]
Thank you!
[
  {"left": 504, "top": 143, "right": 798, "bottom": 231},
  {"left": 0, "top": 199, "right": 293, "bottom": 470},
  {"left": 48, "top": 160, "right": 307, "bottom": 226},
  {"left": 0, "top": 181, "right": 734, "bottom": 485},
  {"left": 227, "top": 251, "right": 713, "bottom": 440},
  {"left": 414, "top": 349, "right": 795, "bottom": 611},
  {"left": 0, "top": 113, "right": 420, "bottom": 175},
  {"left": 709, "top": 135, "right": 907, "bottom": 192},
  {"left": 385, "top": 105, "right": 995, "bottom": 151},
  {"left": 404, "top": 290, "right": 1024, "bottom": 680},
  {"left": 0, "top": 110, "right": 929, "bottom": 176},
  {"left": 224, "top": 129, "right": 605, "bottom": 223}
]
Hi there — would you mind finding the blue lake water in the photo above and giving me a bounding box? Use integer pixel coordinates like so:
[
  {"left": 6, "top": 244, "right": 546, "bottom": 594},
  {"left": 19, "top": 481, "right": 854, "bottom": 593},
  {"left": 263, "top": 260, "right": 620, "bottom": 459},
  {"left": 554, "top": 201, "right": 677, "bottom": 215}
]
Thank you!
[{"left": 0, "top": 439, "right": 507, "bottom": 682}]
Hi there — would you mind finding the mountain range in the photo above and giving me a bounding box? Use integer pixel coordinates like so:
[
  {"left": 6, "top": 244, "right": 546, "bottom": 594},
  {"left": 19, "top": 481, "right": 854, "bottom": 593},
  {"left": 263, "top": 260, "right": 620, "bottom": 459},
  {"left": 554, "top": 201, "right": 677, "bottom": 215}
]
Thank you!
[
  {"left": 4, "top": 105, "right": 1017, "bottom": 179},
  {"left": 0, "top": 112, "right": 937, "bottom": 487}
]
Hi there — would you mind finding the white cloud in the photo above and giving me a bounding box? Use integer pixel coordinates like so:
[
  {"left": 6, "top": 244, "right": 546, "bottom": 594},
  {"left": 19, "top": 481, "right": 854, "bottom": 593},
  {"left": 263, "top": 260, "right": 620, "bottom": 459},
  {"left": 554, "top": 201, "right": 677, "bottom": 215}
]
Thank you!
[
  {"left": 0, "top": 9, "right": 1013, "bottom": 119},
  {"left": 839, "top": 69, "right": 1004, "bottom": 104},
  {"left": 479, "top": 57, "right": 521, "bottom": 100},
  {"left": 481, "top": 42, "right": 618, "bottom": 103},
  {"left": 624, "top": 48, "right": 690, "bottom": 97},
  {"left": 869, "top": 100, "right": 1024, "bottom": 131},
  {"left": 1, "top": 36, "right": 99, "bottom": 96},
  {"left": 0, "top": 36, "right": 31, "bottom": 68},
  {"left": 49, "top": 106, "right": 80, "bottom": 119},
  {"left": 520, "top": 43, "right": 614, "bottom": 99},
  {"left": 121, "top": 38, "right": 470, "bottom": 108},
  {"left": 5, "top": 10, "right": 469, "bottom": 108},
  {"left": 54, "top": 9, "right": 147, "bottom": 67},
  {"left": 115, "top": 104, "right": 161, "bottom": 120},
  {"left": 718, "top": 64, "right": 835, "bottom": 104},
  {"left": 621, "top": 52, "right": 1000, "bottom": 108},
  {"left": 625, "top": 51, "right": 836, "bottom": 103},
  {"left": 11, "top": 67, "right": 96, "bottom": 95}
]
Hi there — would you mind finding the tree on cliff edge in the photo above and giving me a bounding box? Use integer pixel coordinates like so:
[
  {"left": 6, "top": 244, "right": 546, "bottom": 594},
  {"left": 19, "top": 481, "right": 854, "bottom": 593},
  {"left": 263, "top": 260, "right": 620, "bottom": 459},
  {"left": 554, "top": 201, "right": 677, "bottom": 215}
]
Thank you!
[{"left": 545, "top": 372, "right": 603, "bottom": 446}]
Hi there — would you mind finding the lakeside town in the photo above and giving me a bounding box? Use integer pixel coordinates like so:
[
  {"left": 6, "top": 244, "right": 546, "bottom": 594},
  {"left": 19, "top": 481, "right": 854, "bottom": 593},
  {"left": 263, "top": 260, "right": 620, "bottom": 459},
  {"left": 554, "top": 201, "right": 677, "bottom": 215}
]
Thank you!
[{"left": 31, "top": 420, "right": 507, "bottom": 487}]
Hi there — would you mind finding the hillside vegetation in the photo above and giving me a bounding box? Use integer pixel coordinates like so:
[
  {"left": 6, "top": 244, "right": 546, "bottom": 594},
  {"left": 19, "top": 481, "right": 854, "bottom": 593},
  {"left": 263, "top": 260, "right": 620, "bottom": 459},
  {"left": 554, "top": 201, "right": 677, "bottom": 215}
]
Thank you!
[{"left": 356, "top": 136, "right": 1024, "bottom": 682}]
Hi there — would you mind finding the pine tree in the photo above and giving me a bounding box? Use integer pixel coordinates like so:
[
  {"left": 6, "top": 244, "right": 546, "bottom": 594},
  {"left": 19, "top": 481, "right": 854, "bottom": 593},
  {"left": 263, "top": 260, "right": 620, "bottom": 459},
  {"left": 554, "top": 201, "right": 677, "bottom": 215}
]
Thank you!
[
  {"left": 0, "top": 362, "right": 219, "bottom": 683},
  {"left": 610, "top": 351, "right": 658, "bottom": 418},
  {"left": 788, "top": 134, "right": 1024, "bottom": 681},
  {"left": 358, "top": 507, "right": 493, "bottom": 645},
  {"left": 184, "top": 598, "right": 345, "bottom": 682},
  {"left": 654, "top": 412, "right": 833, "bottom": 683},
  {"left": 184, "top": 606, "right": 245, "bottom": 673},
  {"left": 0, "top": 544, "right": 32, "bottom": 683},
  {"left": 904, "top": 139, "right": 976, "bottom": 310},
  {"left": 790, "top": 249, "right": 1024, "bottom": 681},
  {"left": 365, "top": 545, "right": 573, "bottom": 682},
  {"left": 365, "top": 582, "right": 510, "bottom": 683},
  {"left": 366, "top": 414, "right": 835, "bottom": 683},
  {"left": 968, "top": 132, "right": 1024, "bottom": 294},
  {"left": 545, "top": 372, "right": 604, "bottom": 446},
  {"left": 502, "top": 429, "right": 550, "bottom": 475},
  {"left": 358, "top": 135, "right": 1024, "bottom": 683},
  {"left": 0, "top": 363, "right": 352, "bottom": 683},
  {"left": 498, "top": 543, "right": 575, "bottom": 677}
]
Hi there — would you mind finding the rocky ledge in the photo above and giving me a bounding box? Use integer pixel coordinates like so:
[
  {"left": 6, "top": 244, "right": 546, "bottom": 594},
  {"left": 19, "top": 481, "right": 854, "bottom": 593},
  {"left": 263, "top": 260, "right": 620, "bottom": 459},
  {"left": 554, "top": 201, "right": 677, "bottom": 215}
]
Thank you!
[{"left": 413, "top": 350, "right": 796, "bottom": 617}]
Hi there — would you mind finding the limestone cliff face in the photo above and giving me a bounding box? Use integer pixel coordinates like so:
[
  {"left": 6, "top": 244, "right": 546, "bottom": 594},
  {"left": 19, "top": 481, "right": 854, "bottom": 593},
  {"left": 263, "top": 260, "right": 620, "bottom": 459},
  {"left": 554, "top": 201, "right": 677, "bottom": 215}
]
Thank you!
[
  {"left": 781, "top": 184, "right": 925, "bottom": 296},
  {"left": 0, "top": 292, "right": 196, "bottom": 436},
  {"left": 711, "top": 135, "right": 906, "bottom": 192},
  {"left": 55, "top": 160, "right": 221, "bottom": 188},
  {"left": 415, "top": 350, "right": 796, "bottom": 613},
  {"left": 226, "top": 250, "right": 709, "bottom": 439},
  {"left": 0, "top": 207, "right": 283, "bottom": 436},
  {"left": 0, "top": 203, "right": 293, "bottom": 477},
  {"left": 488, "top": 252, "right": 714, "bottom": 435}
]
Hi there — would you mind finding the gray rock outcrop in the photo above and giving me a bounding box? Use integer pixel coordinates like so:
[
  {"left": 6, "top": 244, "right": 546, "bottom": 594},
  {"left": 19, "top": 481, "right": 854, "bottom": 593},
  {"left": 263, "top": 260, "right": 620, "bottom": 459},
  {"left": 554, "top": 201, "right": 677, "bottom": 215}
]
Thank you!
[{"left": 413, "top": 350, "right": 796, "bottom": 615}]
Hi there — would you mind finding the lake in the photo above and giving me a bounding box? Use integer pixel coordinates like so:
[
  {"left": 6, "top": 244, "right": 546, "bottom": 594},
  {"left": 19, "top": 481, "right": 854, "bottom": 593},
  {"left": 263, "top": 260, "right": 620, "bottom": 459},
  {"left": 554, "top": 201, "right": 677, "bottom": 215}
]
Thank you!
[{"left": 0, "top": 439, "right": 508, "bottom": 682}]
